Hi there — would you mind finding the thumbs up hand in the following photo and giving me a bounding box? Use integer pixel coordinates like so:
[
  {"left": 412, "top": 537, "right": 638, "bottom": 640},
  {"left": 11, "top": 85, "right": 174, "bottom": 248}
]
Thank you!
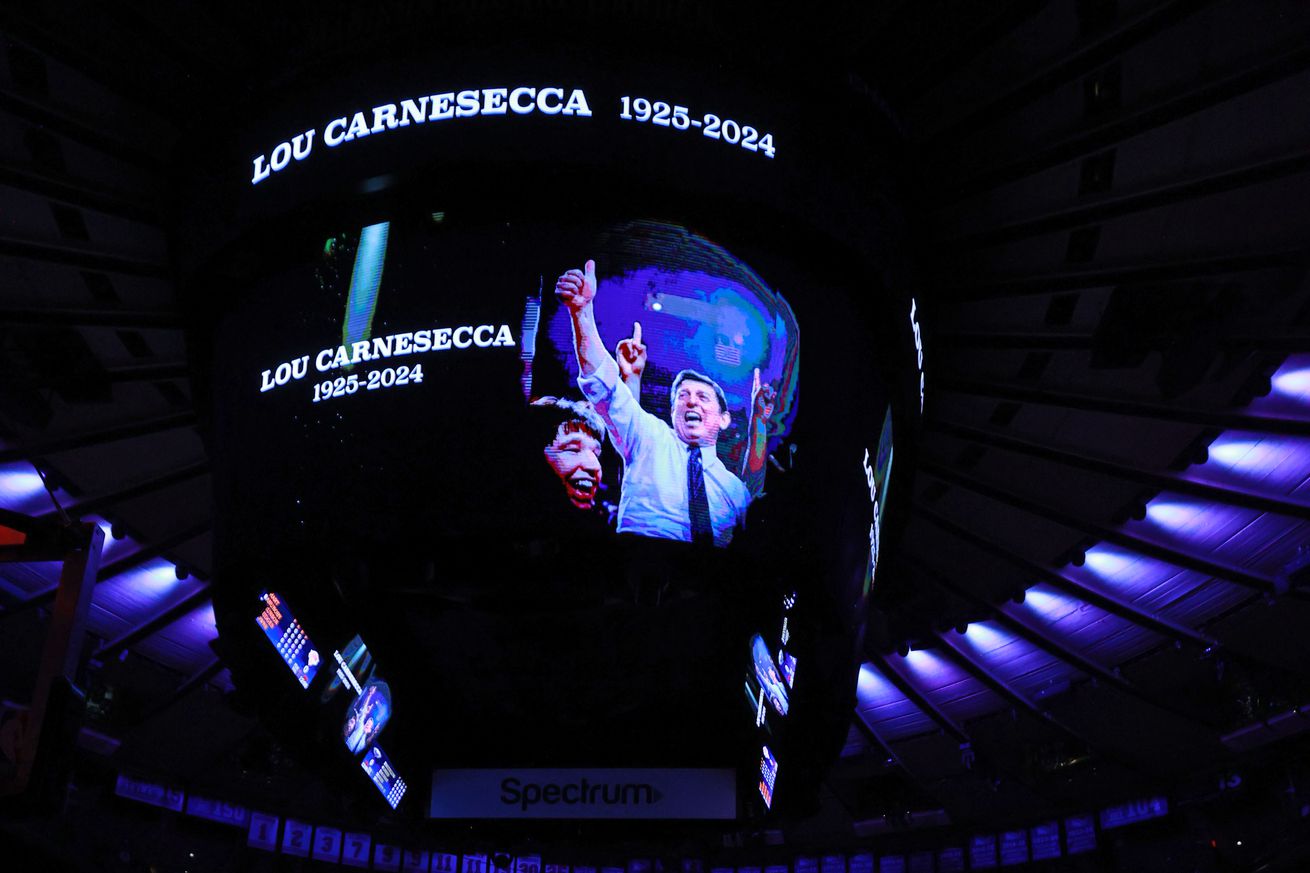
[
  {"left": 751, "top": 367, "right": 776, "bottom": 420},
  {"left": 555, "top": 258, "right": 598, "bottom": 312}
]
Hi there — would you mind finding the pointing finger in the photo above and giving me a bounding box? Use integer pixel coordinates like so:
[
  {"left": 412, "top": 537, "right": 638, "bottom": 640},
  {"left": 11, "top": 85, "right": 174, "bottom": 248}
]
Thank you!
[{"left": 633, "top": 321, "right": 642, "bottom": 345}]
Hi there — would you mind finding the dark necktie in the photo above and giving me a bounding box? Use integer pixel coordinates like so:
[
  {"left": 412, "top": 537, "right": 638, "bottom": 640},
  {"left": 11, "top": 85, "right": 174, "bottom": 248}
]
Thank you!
[{"left": 687, "top": 446, "right": 714, "bottom": 546}]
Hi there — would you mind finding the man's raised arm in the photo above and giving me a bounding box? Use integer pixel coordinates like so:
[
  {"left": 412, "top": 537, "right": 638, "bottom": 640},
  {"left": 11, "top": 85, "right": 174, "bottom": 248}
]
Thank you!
[
  {"left": 555, "top": 259, "right": 613, "bottom": 378},
  {"left": 741, "top": 367, "right": 777, "bottom": 499}
]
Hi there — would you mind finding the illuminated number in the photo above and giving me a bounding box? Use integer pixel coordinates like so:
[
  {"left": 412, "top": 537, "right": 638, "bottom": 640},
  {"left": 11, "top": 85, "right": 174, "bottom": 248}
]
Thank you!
[
  {"left": 366, "top": 370, "right": 381, "bottom": 390},
  {"left": 256, "top": 821, "right": 270, "bottom": 841},
  {"left": 619, "top": 96, "right": 632, "bottom": 119},
  {"left": 672, "top": 105, "right": 689, "bottom": 129},
  {"left": 345, "top": 374, "right": 359, "bottom": 394},
  {"left": 633, "top": 97, "right": 652, "bottom": 122},
  {"left": 703, "top": 114, "right": 721, "bottom": 139},
  {"left": 381, "top": 368, "right": 396, "bottom": 388},
  {"left": 290, "top": 829, "right": 304, "bottom": 849},
  {"left": 312, "top": 383, "right": 323, "bottom": 403},
  {"left": 721, "top": 119, "right": 740, "bottom": 144},
  {"left": 758, "top": 132, "right": 776, "bottom": 158},
  {"left": 332, "top": 377, "right": 346, "bottom": 397},
  {"left": 741, "top": 126, "right": 759, "bottom": 151},
  {"left": 320, "top": 833, "right": 334, "bottom": 852},
  {"left": 411, "top": 364, "right": 424, "bottom": 383},
  {"left": 652, "top": 101, "right": 671, "bottom": 126},
  {"left": 395, "top": 365, "right": 410, "bottom": 385}
]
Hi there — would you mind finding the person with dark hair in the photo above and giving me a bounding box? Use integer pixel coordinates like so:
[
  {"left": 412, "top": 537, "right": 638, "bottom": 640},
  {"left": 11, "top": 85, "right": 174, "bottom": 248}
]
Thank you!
[
  {"left": 556, "top": 258, "right": 771, "bottom": 546},
  {"left": 529, "top": 396, "right": 607, "bottom": 511}
]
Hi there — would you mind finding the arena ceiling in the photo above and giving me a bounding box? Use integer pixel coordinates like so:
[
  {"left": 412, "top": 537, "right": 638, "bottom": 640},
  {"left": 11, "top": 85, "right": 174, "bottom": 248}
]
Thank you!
[{"left": 1, "top": 0, "right": 1309, "bottom": 867}]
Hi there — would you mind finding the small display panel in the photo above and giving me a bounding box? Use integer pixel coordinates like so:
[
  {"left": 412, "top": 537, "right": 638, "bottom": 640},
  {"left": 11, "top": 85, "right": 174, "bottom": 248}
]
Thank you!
[
  {"left": 999, "top": 830, "right": 1028, "bottom": 866},
  {"left": 343, "top": 679, "right": 392, "bottom": 755},
  {"left": 1030, "top": 821, "right": 1061, "bottom": 861},
  {"left": 758, "top": 744, "right": 778, "bottom": 808},
  {"left": 1100, "top": 796, "right": 1168, "bottom": 830},
  {"left": 937, "top": 848, "right": 964, "bottom": 873},
  {"left": 255, "top": 591, "right": 320, "bottom": 688},
  {"left": 969, "top": 834, "right": 997, "bottom": 869},
  {"left": 1065, "top": 815, "right": 1097, "bottom": 855},
  {"left": 749, "top": 634, "right": 790, "bottom": 718},
  {"left": 777, "top": 649, "right": 797, "bottom": 688},
  {"left": 323, "top": 634, "right": 377, "bottom": 703},
  {"left": 361, "top": 745, "right": 408, "bottom": 809}
]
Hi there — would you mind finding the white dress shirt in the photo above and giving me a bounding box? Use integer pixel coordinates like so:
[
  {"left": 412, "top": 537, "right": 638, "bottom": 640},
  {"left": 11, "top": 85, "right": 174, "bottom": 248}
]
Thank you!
[{"left": 578, "top": 358, "right": 750, "bottom": 546}]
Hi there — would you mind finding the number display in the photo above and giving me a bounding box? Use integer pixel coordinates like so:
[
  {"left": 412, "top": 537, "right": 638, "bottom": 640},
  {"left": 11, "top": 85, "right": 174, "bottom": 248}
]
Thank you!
[
  {"left": 619, "top": 96, "right": 775, "bottom": 158},
  {"left": 313, "top": 364, "right": 424, "bottom": 402},
  {"left": 343, "top": 833, "right": 372, "bottom": 869},
  {"left": 281, "top": 819, "right": 311, "bottom": 857}
]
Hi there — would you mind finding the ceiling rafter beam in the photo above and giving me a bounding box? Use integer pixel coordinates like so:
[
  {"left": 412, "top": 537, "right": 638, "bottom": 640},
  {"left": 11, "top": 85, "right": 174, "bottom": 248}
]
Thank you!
[
  {"left": 133, "top": 657, "right": 224, "bottom": 726},
  {"left": 943, "top": 152, "right": 1310, "bottom": 249},
  {"left": 932, "top": 331, "right": 1310, "bottom": 354},
  {"left": 926, "top": 419, "right": 1310, "bottom": 520},
  {"left": 2, "top": 362, "right": 189, "bottom": 388},
  {"left": 932, "top": 628, "right": 1086, "bottom": 744},
  {"left": 900, "top": 554, "right": 1223, "bottom": 729},
  {"left": 935, "top": 374, "right": 1310, "bottom": 436},
  {"left": 0, "top": 10, "right": 190, "bottom": 120},
  {"left": 94, "top": 521, "right": 209, "bottom": 583},
  {"left": 0, "top": 85, "right": 164, "bottom": 171},
  {"left": 4, "top": 521, "right": 210, "bottom": 616},
  {"left": 930, "top": 0, "right": 1213, "bottom": 147},
  {"left": 0, "top": 234, "right": 168, "bottom": 278},
  {"left": 912, "top": 501, "right": 1217, "bottom": 648},
  {"left": 851, "top": 708, "right": 909, "bottom": 774},
  {"left": 935, "top": 249, "right": 1309, "bottom": 301},
  {"left": 92, "top": 584, "right": 211, "bottom": 661},
  {"left": 866, "top": 649, "right": 972, "bottom": 746},
  {"left": 0, "top": 411, "right": 195, "bottom": 465},
  {"left": 0, "top": 306, "right": 182, "bottom": 329},
  {"left": 895, "top": 0, "right": 1050, "bottom": 99},
  {"left": 38, "top": 461, "right": 209, "bottom": 523},
  {"left": 921, "top": 461, "right": 1278, "bottom": 594},
  {"left": 933, "top": 40, "right": 1310, "bottom": 198},
  {"left": 0, "top": 159, "right": 160, "bottom": 223}
]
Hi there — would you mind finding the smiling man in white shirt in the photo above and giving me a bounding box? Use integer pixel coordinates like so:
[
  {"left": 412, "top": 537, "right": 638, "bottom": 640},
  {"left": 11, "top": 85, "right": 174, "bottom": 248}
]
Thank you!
[{"left": 556, "top": 258, "right": 752, "bottom": 546}]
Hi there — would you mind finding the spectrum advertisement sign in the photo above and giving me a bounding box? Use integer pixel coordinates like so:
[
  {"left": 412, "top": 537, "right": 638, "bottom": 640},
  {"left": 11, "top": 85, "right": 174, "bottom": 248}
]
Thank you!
[{"left": 429, "top": 769, "right": 736, "bottom": 819}]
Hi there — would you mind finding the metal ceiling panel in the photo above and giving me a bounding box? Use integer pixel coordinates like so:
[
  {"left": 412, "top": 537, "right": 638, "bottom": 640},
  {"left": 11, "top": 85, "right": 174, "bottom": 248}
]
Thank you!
[
  {"left": 131, "top": 599, "right": 219, "bottom": 675},
  {"left": 1018, "top": 584, "right": 1160, "bottom": 667},
  {"left": 898, "top": 648, "right": 1004, "bottom": 723},
  {"left": 1139, "top": 495, "right": 1307, "bottom": 575},
  {"left": 950, "top": 621, "right": 1083, "bottom": 701},
  {"left": 1196, "top": 432, "right": 1310, "bottom": 499},
  {"left": 1071, "top": 543, "right": 1250, "bottom": 624},
  {"left": 87, "top": 557, "right": 203, "bottom": 640},
  {"left": 856, "top": 662, "right": 937, "bottom": 741}
]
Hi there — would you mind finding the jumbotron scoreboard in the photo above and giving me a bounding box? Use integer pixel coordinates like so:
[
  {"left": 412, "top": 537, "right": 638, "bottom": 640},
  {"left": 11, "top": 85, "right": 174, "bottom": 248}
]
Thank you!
[{"left": 180, "top": 32, "right": 919, "bottom": 822}]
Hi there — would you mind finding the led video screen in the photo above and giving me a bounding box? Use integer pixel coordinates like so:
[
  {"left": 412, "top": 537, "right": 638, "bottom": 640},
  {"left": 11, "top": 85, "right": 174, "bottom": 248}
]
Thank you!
[
  {"left": 230, "top": 217, "right": 800, "bottom": 555},
  {"left": 207, "top": 203, "right": 899, "bottom": 805},
  {"left": 192, "top": 40, "right": 917, "bottom": 814}
]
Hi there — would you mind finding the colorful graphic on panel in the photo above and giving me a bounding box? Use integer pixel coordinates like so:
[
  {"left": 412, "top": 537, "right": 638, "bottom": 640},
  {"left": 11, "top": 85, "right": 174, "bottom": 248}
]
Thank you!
[
  {"left": 362, "top": 745, "right": 408, "bottom": 809},
  {"left": 255, "top": 591, "right": 320, "bottom": 689},
  {"left": 758, "top": 745, "right": 778, "bottom": 809},
  {"left": 536, "top": 223, "right": 799, "bottom": 549},
  {"left": 343, "top": 679, "right": 392, "bottom": 755}
]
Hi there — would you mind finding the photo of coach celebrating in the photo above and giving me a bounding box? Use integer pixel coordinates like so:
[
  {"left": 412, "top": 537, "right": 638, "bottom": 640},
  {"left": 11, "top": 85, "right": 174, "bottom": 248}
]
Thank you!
[{"left": 557, "top": 258, "right": 774, "bottom": 547}]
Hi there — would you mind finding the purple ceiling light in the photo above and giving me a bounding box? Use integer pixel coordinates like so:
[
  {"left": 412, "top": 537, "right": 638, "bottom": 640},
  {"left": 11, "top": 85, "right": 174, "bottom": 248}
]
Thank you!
[{"left": 855, "top": 662, "right": 935, "bottom": 740}]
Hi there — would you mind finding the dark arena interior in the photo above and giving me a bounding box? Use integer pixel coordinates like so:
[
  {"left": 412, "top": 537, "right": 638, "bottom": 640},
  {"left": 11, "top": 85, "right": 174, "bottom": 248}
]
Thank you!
[{"left": 1, "top": 2, "right": 1310, "bottom": 871}]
